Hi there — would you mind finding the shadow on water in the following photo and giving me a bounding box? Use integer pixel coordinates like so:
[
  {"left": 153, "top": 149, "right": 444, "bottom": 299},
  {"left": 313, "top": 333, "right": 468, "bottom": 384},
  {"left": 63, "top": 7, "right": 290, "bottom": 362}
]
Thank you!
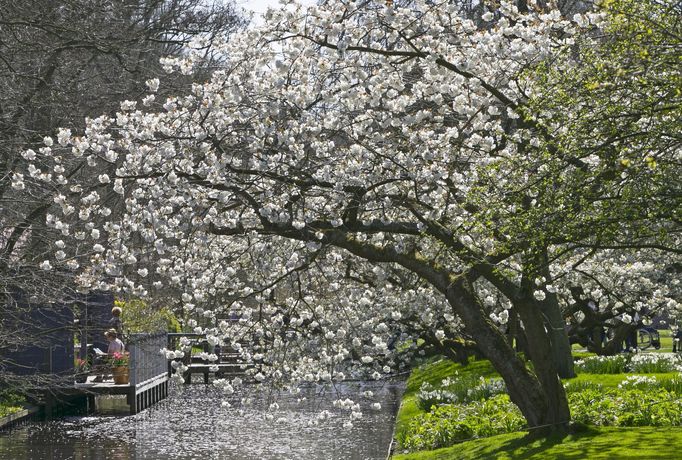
[{"left": 0, "top": 380, "right": 404, "bottom": 460}]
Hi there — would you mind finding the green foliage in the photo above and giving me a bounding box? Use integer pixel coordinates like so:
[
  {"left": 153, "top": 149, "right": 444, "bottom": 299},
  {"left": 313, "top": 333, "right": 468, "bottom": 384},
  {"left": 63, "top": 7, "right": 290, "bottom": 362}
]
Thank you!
[
  {"left": 115, "top": 298, "right": 181, "bottom": 334},
  {"left": 0, "top": 405, "right": 22, "bottom": 419},
  {"left": 0, "top": 389, "right": 24, "bottom": 407},
  {"left": 396, "top": 358, "right": 500, "bottom": 443},
  {"left": 563, "top": 380, "right": 603, "bottom": 394},
  {"left": 659, "top": 376, "right": 682, "bottom": 394},
  {"left": 569, "top": 388, "right": 682, "bottom": 427},
  {"left": 402, "top": 385, "right": 682, "bottom": 454},
  {"left": 617, "top": 374, "right": 682, "bottom": 394}
]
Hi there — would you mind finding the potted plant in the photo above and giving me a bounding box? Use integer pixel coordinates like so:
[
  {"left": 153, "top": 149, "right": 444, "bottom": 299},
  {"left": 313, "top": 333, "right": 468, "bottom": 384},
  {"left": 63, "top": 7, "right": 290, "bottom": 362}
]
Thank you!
[
  {"left": 75, "top": 358, "right": 90, "bottom": 383},
  {"left": 110, "top": 352, "right": 130, "bottom": 385}
]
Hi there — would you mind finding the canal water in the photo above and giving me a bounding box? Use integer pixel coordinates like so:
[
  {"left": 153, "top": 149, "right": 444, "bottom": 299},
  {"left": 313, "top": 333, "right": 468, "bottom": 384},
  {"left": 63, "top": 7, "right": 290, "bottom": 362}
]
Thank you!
[{"left": 0, "top": 380, "right": 404, "bottom": 460}]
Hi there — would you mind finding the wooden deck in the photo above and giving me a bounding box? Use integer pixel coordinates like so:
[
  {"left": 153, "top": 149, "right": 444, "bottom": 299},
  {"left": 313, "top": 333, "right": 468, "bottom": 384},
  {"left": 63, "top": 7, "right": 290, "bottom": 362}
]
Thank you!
[
  {"left": 75, "top": 375, "right": 134, "bottom": 393},
  {"left": 71, "top": 372, "right": 169, "bottom": 414}
]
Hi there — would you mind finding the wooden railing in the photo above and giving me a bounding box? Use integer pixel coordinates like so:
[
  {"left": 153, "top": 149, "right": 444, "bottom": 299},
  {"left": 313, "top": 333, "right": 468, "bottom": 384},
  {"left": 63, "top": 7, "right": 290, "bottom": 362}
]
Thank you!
[{"left": 127, "top": 332, "right": 167, "bottom": 386}]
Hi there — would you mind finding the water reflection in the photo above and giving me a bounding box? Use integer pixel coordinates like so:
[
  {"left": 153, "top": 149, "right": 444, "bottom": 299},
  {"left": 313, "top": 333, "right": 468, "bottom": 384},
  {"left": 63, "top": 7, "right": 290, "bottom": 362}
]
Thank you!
[{"left": 0, "top": 381, "right": 404, "bottom": 460}]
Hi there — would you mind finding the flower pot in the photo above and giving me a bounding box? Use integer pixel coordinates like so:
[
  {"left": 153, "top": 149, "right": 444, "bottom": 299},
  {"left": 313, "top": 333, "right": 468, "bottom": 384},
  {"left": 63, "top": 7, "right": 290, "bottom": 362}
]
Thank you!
[{"left": 112, "top": 366, "right": 129, "bottom": 385}]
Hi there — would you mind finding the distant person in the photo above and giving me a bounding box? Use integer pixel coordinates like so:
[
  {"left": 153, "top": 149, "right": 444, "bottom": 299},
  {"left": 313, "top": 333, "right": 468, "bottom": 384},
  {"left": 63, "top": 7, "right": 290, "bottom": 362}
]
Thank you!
[
  {"left": 625, "top": 312, "right": 641, "bottom": 351},
  {"left": 109, "top": 306, "right": 123, "bottom": 335},
  {"left": 105, "top": 329, "right": 125, "bottom": 354},
  {"left": 673, "top": 328, "right": 682, "bottom": 353}
]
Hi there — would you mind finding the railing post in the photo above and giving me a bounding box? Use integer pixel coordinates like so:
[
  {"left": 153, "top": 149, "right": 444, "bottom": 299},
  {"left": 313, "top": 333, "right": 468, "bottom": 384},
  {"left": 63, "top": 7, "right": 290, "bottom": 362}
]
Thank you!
[{"left": 128, "top": 336, "right": 137, "bottom": 386}]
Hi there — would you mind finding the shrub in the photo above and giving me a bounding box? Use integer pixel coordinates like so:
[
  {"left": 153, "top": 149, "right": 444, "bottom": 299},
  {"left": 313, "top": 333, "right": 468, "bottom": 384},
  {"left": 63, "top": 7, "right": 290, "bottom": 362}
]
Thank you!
[
  {"left": 568, "top": 388, "right": 621, "bottom": 426},
  {"left": 0, "top": 389, "right": 24, "bottom": 407},
  {"left": 116, "top": 298, "right": 181, "bottom": 333}
]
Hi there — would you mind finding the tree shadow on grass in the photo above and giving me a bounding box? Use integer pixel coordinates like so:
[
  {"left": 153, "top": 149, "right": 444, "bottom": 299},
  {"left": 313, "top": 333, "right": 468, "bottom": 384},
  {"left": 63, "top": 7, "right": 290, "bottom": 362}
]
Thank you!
[{"left": 463, "top": 425, "right": 679, "bottom": 460}]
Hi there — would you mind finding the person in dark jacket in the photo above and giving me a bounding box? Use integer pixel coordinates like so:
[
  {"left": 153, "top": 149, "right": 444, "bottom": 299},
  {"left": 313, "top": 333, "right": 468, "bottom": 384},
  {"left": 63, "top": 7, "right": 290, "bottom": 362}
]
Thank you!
[
  {"left": 673, "top": 328, "right": 682, "bottom": 353},
  {"left": 109, "top": 306, "right": 123, "bottom": 335}
]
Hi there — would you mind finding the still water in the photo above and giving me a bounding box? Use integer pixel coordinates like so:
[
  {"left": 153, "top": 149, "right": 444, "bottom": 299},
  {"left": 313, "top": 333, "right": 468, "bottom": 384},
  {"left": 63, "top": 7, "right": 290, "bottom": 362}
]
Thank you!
[{"left": 0, "top": 381, "right": 404, "bottom": 460}]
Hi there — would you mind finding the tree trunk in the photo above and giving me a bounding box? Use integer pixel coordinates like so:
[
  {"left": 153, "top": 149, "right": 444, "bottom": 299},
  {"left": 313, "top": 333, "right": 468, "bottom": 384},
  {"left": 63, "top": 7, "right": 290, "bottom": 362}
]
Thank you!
[
  {"left": 539, "top": 297, "right": 575, "bottom": 378},
  {"left": 515, "top": 298, "right": 571, "bottom": 433},
  {"left": 602, "top": 324, "right": 633, "bottom": 355},
  {"left": 325, "top": 233, "right": 572, "bottom": 431},
  {"left": 538, "top": 251, "right": 576, "bottom": 378},
  {"left": 446, "top": 281, "right": 570, "bottom": 431}
]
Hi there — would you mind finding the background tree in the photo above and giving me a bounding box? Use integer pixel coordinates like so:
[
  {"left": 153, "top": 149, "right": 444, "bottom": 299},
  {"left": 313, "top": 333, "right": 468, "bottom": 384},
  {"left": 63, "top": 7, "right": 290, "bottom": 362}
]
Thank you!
[
  {"left": 526, "top": 0, "right": 681, "bottom": 353},
  {"left": 0, "top": 0, "right": 245, "bottom": 388}
]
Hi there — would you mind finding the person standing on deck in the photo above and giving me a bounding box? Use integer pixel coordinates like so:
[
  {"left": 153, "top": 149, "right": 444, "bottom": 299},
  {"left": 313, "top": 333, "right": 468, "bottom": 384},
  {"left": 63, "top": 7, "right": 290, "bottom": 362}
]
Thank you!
[{"left": 109, "top": 306, "right": 123, "bottom": 336}]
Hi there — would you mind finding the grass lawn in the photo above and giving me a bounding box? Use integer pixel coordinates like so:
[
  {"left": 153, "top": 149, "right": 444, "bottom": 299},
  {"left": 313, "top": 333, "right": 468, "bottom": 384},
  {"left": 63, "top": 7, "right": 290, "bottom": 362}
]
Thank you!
[
  {"left": 393, "top": 354, "right": 682, "bottom": 459},
  {"left": 393, "top": 426, "right": 682, "bottom": 459}
]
